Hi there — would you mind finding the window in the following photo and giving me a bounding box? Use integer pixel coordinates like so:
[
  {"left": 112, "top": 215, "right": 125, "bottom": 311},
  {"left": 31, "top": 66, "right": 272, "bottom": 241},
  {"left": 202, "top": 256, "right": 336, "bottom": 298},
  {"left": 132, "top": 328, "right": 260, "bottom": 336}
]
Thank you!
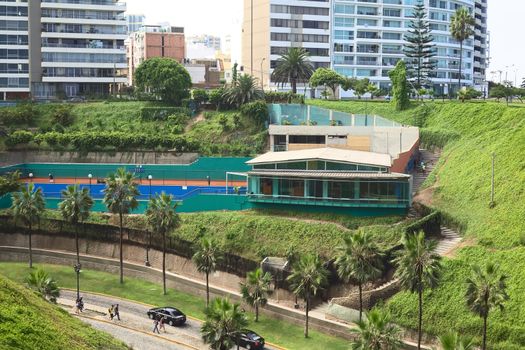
[
  {"left": 334, "top": 4, "right": 354, "bottom": 14},
  {"left": 383, "top": 32, "right": 401, "bottom": 40},
  {"left": 334, "top": 16, "right": 354, "bottom": 27},
  {"left": 335, "top": 30, "right": 354, "bottom": 40}
]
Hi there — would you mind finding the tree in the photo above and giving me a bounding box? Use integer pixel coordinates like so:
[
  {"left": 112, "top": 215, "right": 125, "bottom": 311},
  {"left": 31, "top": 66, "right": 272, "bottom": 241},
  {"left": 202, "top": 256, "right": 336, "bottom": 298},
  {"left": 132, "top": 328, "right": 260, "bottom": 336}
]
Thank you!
[
  {"left": 11, "top": 183, "right": 45, "bottom": 269},
  {"left": 394, "top": 231, "right": 442, "bottom": 350},
  {"left": 240, "top": 100, "right": 269, "bottom": 130},
  {"left": 223, "top": 74, "right": 264, "bottom": 108},
  {"left": 466, "top": 263, "right": 509, "bottom": 350},
  {"left": 232, "top": 63, "right": 238, "bottom": 84},
  {"left": 271, "top": 47, "right": 314, "bottom": 94},
  {"left": 192, "top": 89, "right": 209, "bottom": 105},
  {"left": 287, "top": 254, "right": 328, "bottom": 338},
  {"left": 146, "top": 192, "right": 179, "bottom": 295},
  {"left": 521, "top": 78, "right": 525, "bottom": 89},
  {"left": 404, "top": 0, "right": 436, "bottom": 88},
  {"left": 192, "top": 237, "right": 221, "bottom": 307},
  {"left": 201, "top": 298, "right": 248, "bottom": 350},
  {"left": 0, "top": 170, "right": 20, "bottom": 197},
  {"left": 450, "top": 7, "right": 475, "bottom": 88},
  {"left": 309, "top": 68, "right": 345, "bottom": 99},
  {"left": 26, "top": 268, "right": 60, "bottom": 303},
  {"left": 240, "top": 268, "right": 272, "bottom": 322},
  {"left": 335, "top": 231, "right": 383, "bottom": 322},
  {"left": 134, "top": 57, "right": 192, "bottom": 104},
  {"left": 355, "top": 78, "right": 372, "bottom": 99},
  {"left": 103, "top": 168, "right": 139, "bottom": 284},
  {"left": 389, "top": 61, "right": 410, "bottom": 111},
  {"left": 438, "top": 333, "right": 476, "bottom": 350},
  {"left": 59, "top": 184, "right": 93, "bottom": 300},
  {"left": 350, "top": 309, "right": 403, "bottom": 350}
]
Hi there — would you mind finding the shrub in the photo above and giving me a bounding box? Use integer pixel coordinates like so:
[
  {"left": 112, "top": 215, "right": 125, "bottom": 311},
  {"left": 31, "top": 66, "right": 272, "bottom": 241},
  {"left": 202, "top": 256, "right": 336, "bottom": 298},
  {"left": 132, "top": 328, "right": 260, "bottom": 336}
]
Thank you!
[
  {"left": 0, "top": 104, "right": 35, "bottom": 125},
  {"left": 420, "top": 128, "right": 460, "bottom": 149},
  {"left": 264, "top": 91, "right": 304, "bottom": 104},
  {"left": 240, "top": 100, "right": 269, "bottom": 128},
  {"left": 218, "top": 114, "right": 229, "bottom": 131},
  {"left": 140, "top": 107, "right": 190, "bottom": 121},
  {"left": 51, "top": 105, "right": 74, "bottom": 126},
  {"left": 5, "top": 130, "right": 33, "bottom": 148},
  {"left": 192, "top": 89, "right": 209, "bottom": 104},
  {"left": 167, "top": 113, "right": 190, "bottom": 125},
  {"left": 209, "top": 88, "right": 230, "bottom": 110}
]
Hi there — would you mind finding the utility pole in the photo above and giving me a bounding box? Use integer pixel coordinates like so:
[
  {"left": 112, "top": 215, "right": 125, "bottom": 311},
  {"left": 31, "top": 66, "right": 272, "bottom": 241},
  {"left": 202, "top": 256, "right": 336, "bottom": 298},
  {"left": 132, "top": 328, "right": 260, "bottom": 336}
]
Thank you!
[
  {"left": 490, "top": 152, "right": 495, "bottom": 208},
  {"left": 250, "top": 0, "right": 253, "bottom": 75},
  {"left": 260, "top": 58, "right": 265, "bottom": 90}
]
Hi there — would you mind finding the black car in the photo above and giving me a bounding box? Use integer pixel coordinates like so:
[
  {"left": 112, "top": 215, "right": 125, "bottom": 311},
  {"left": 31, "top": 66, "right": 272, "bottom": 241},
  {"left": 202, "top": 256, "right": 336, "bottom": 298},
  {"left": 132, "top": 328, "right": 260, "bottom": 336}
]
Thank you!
[
  {"left": 235, "top": 329, "right": 265, "bottom": 350},
  {"left": 146, "top": 307, "right": 186, "bottom": 326}
]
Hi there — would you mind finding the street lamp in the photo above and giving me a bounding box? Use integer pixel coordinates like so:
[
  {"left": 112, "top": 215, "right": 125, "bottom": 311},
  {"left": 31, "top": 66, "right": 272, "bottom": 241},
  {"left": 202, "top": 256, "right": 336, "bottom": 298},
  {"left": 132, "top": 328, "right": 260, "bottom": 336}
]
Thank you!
[
  {"left": 444, "top": 83, "right": 449, "bottom": 100},
  {"left": 440, "top": 84, "right": 445, "bottom": 102},
  {"left": 147, "top": 175, "right": 153, "bottom": 199},
  {"left": 74, "top": 263, "right": 82, "bottom": 301},
  {"left": 88, "top": 173, "right": 92, "bottom": 192}
]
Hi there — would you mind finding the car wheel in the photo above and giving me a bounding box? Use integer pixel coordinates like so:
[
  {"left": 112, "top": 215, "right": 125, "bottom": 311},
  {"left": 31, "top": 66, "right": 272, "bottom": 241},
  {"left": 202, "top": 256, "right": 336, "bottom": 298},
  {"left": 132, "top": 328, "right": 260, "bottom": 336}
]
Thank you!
[
  {"left": 169, "top": 320, "right": 174, "bottom": 326},
  {"left": 148, "top": 313, "right": 153, "bottom": 319}
]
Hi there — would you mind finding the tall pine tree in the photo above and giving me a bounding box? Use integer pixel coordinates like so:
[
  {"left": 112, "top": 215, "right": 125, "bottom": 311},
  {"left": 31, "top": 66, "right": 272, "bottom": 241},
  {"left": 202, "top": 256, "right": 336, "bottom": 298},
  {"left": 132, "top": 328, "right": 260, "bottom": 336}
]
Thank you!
[{"left": 403, "top": 0, "right": 436, "bottom": 89}]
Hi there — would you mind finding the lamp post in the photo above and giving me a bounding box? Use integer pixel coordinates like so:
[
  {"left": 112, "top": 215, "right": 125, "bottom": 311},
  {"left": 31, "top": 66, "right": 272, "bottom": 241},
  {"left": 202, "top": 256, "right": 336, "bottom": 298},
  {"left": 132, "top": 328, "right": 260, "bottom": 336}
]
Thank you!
[
  {"left": 88, "top": 173, "right": 92, "bottom": 192},
  {"left": 444, "top": 83, "right": 449, "bottom": 100},
  {"left": 490, "top": 152, "right": 495, "bottom": 208},
  {"left": 440, "top": 84, "right": 444, "bottom": 102},
  {"left": 148, "top": 175, "right": 153, "bottom": 199},
  {"left": 74, "top": 263, "right": 81, "bottom": 301}
]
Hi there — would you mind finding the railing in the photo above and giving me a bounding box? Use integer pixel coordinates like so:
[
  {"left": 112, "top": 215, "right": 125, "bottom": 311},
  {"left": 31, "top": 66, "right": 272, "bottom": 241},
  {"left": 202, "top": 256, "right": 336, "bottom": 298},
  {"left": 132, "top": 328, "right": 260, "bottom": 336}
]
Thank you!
[
  {"left": 42, "top": 0, "right": 126, "bottom": 6},
  {"left": 248, "top": 194, "right": 410, "bottom": 206},
  {"left": 42, "top": 43, "right": 125, "bottom": 49},
  {"left": 42, "top": 14, "right": 126, "bottom": 21}
]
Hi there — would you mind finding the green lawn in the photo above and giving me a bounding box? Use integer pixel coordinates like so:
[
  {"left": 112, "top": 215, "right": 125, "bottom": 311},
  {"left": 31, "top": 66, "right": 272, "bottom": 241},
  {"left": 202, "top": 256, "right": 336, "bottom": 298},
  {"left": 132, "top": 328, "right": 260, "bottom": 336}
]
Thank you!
[
  {"left": 0, "top": 262, "right": 350, "bottom": 350},
  {"left": 0, "top": 271, "right": 128, "bottom": 350},
  {"left": 307, "top": 99, "right": 525, "bottom": 349}
]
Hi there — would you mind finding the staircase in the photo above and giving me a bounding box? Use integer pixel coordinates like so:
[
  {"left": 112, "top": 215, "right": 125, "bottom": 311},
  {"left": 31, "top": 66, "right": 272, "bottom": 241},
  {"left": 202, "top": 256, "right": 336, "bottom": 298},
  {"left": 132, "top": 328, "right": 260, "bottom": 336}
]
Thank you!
[
  {"left": 435, "top": 226, "right": 462, "bottom": 256},
  {"left": 412, "top": 149, "right": 441, "bottom": 195}
]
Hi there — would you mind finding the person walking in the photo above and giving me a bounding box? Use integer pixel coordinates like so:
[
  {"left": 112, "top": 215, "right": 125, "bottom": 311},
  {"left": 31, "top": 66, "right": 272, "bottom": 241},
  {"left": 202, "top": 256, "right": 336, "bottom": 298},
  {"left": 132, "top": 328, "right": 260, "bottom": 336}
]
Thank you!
[
  {"left": 114, "top": 304, "right": 120, "bottom": 321},
  {"left": 159, "top": 316, "right": 166, "bottom": 333},
  {"left": 152, "top": 317, "right": 160, "bottom": 334},
  {"left": 48, "top": 173, "right": 54, "bottom": 183},
  {"left": 108, "top": 305, "right": 114, "bottom": 320}
]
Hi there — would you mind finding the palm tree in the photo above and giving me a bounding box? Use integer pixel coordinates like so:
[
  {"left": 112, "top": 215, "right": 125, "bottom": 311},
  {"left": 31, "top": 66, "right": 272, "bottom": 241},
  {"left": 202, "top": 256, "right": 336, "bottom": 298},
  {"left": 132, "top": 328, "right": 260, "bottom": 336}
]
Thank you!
[
  {"left": 146, "top": 192, "right": 179, "bottom": 295},
  {"left": 59, "top": 184, "right": 93, "bottom": 301},
  {"left": 466, "top": 263, "right": 508, "bottom": 350},
  {"left": 271, "top": 47, "right": 314, "bottom": 94},
  {"left": 335, "top": 231, "right": 383, "bottom": 322},
  {"left": 103, "top": 168, "right": 139, "bottom": 284},
  {"left": 393, "top": 231, "right": 442, "bottom": 350},
  {"left": 240, "top": 268, "right": 272, "bottom": 322},
  {"left": 450, "top": 7, "right": 475, "bottom": 89},
  {"left": 192, "top": 237, "right": 221, "bottom": 307},
  {"left": 26, "top": 268, "right": 60, "bottom": 303},
  {"left": 11, "top": 183, "right": 45, "bottom": 268},
  {"left": 201, "top": 298, "right": 248, "bottom": 350},
  {"left": 286, "top": 254, "right": 328, "bottom": 338},
  {"left": 350, "top": 309, "right": 402, "bottom": 350},
  {"left": 224, "top": 74, "right": 263, "bottom": 107},
  {"left": 438, "top": 332, "right": 476, "bottom": 350}
]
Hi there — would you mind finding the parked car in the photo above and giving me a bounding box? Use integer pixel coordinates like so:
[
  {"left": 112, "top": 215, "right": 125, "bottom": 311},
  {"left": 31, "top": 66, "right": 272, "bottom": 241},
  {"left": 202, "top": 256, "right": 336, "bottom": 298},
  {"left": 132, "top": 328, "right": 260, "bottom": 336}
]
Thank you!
[
  {"left": 146, "top": 307, "right": 186, "bottom": 326},
  {"left": 235, "top": 329, "right": 265, "bottom": 350}
]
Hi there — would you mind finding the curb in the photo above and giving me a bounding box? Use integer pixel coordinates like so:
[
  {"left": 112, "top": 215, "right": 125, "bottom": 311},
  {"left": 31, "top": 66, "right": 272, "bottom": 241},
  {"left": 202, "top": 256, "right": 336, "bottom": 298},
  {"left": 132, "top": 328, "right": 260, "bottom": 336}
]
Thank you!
[
  {"left": 73, "top": 312, "right": 200, "bottom": 350},
  {"left": 63, "top": 288, "right": 288, "bottom": 350}
]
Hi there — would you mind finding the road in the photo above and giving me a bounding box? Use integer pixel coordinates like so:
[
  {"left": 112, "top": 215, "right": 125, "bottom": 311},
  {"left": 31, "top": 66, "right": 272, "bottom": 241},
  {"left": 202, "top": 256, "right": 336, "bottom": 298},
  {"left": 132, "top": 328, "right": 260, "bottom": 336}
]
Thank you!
[{"left": 60, "top": 290, "right": 206, "bottom": 350}]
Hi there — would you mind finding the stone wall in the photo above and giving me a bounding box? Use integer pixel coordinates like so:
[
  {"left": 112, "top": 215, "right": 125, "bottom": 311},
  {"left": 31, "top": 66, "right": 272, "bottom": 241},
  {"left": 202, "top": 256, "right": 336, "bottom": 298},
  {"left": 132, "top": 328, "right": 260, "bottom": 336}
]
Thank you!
[
  {"left": 0, "top": 150, "right": 198, "bottom": 166},
  {"left": 331, "top": 279, "right": 401, "bottom": 310}
]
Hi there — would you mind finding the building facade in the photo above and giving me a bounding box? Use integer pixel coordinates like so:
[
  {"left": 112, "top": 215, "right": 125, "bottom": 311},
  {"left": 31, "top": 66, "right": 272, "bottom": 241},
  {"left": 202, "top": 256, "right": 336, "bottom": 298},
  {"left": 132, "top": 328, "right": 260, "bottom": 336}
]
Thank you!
[
  {"left": 127, "top": 25, "right": 185, "bottom": 85},
  {"left": 0, "top": 0, "right": 30, "bottom": 100},
  {"left": 186, "top": 34, "right": 221, "bottom": 51},
  {"left": 126, "top": 13, "right": 145, "bottom": 34},
  {"left": 0, "top": 0, "right": 127, "bottom": 100},
  {"left": 242, "top": 0, "right": 488, "bottom": 95}
]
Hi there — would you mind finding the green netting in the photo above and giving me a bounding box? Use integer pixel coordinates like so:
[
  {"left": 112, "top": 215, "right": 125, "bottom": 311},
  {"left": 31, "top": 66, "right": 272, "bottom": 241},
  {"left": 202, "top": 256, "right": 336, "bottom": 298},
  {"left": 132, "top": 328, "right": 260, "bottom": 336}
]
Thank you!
[{"left": 0, "top": 157, "right": 251, "bottom": 181}]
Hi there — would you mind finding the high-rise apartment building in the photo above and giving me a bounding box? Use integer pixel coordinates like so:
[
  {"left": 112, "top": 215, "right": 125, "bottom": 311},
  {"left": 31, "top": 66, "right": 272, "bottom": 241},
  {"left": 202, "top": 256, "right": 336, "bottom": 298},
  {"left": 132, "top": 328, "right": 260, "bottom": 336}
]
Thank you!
[
  {"left": 186, "top": 34, "right": 222, "bottom": 51},
  {"left": 126, "top": 13, "right": 145, "bottom": 33},
  {"left": 127, "top": 25, "right": 185, "bottom": 85},
  {"left": 242, "top": 0, "right": 331, "bottom": 91},
  {"left": 0, "top": 0, "right": 30, "bottom": 100},
  {"left": 242, "top": 0, "right": 488, "bottom": 95},
  {"left": 0, "top": 0, "right": 127, "bottom": 100}
]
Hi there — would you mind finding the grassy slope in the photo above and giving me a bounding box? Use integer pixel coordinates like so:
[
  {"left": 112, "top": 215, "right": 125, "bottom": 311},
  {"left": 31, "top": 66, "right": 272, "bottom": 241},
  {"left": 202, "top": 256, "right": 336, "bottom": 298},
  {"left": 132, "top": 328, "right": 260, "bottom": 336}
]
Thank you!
[
  {"left": 308, "top": 100, "right": 525, "bottom": 349},
  {"left": 0, "top": 273, "right": 127, "bottom": 350},
  {"left": 0, "top": 262, "right": 349, "bottom": 350}
]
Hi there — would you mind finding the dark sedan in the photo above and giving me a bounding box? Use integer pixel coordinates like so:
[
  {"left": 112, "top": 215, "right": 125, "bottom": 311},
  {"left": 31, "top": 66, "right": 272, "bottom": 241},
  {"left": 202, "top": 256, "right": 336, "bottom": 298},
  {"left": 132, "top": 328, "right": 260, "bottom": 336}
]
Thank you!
[
  {"left": 146, "top": 307, "right": 186, "bottom": 326},
  {"left": 235, "top": 329, "right": 265, "bottom": 350}
]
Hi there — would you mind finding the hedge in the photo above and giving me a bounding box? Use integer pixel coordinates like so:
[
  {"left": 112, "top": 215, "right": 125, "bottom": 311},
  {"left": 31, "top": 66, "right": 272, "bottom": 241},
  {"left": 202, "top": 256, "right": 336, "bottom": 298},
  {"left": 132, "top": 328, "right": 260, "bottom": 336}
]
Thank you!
[
  {"left": 420, "top": 128, "right": 460, "bottom": 149},
  {"left": 264, "top": 91, "right": 305, "bottom": 104},
  {"left": 5, "top": 130, "right": 34, "bottom": 148}
]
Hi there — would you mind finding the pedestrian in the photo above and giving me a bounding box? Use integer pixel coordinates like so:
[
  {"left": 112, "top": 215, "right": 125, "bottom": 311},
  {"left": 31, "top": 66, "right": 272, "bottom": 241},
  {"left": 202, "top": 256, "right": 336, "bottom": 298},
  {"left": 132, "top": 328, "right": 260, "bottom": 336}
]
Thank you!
[
  {"left": 206, "top": 175, "right": 211, "bottom": 186},
  {"left": 152, "top": 317, "right": 160, "bottom": 334},
  {"left": 48, "top": 173, "right": 54, "bottom": 183},
  {"left": 159, "top": 316, "right": 166, "bottom": 333},
  {"left": 76, "top": 297, "right": 84, "bottom": 313},
  {"left": 114, "top": 304, "right": 120, "bottom": 321},
  {"left": 108, "top": 305, "right": 114, "bottom": 320}
]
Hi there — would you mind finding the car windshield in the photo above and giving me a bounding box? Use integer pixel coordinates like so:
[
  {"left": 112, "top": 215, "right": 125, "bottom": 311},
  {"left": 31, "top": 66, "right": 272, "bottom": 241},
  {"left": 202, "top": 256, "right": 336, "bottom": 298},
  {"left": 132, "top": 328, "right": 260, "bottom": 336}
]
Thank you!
[{"left": 245, "top": 332, "right": 260, "bottom": 340}]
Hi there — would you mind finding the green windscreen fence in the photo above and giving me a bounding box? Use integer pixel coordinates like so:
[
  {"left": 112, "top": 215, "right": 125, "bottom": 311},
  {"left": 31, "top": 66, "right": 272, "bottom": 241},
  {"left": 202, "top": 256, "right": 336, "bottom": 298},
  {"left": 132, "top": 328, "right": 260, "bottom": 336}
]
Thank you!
[{"left": 0, "top": 157, "right": 251, "bottom": 182}]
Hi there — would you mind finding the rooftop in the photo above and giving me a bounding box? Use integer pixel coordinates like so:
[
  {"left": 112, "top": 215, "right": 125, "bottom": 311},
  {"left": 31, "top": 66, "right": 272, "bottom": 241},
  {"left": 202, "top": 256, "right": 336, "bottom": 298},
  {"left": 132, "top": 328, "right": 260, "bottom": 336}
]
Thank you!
[
  {"left": 246, "top": 147, "right": 392, "bottom": 168},
  {"left": 247, "top": 170, "right": 409, "bottom": 180}
]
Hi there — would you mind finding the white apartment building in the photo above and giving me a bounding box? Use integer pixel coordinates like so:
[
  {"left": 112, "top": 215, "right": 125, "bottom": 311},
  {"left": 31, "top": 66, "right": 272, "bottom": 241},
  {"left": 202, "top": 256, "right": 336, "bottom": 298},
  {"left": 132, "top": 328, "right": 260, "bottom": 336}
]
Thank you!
[
  {"left": 242, "top": 0, "right": 488, "bottom": 96},
  {"left": 0, "top": 0, "right": 127, "bottom": 100},
  {"left": 242, "top": 0, "right": 331, "bottom": 92},
  {"left": 126, "top": 13, "right": 145, "bottom": 34},
  {"left": 0, "top": 0, "right": 30, "bottom": 100}
]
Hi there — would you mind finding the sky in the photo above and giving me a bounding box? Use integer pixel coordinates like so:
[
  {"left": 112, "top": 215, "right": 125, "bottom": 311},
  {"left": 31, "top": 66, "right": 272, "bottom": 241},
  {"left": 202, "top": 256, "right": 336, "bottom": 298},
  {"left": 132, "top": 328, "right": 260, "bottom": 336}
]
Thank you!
[{"left": 125, "top": 0, "right": 525, "bottom": 86}]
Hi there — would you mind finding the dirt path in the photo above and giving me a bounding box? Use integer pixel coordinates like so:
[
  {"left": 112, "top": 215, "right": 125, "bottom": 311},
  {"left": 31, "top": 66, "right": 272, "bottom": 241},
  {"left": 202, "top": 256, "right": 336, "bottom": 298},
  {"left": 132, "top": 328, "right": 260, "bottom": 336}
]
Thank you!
[{"left": 184, "top": 112, "right": 205, "bottom": 132}]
